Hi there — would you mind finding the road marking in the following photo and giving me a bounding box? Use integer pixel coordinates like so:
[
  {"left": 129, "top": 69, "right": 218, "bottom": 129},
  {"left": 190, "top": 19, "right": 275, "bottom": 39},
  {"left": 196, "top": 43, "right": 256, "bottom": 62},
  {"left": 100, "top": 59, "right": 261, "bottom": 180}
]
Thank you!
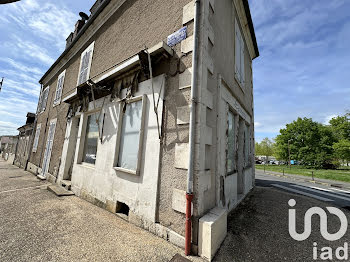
[
  {"left": 292, "top": 185, "right": 350, "bottom": 202},
  {"left": 0, "top": 184, "right": 49, "bottom": 194},
  {"left": 272, "top": 184, "right": 333, "bottom": 202},
  {"left": 331, "top": 187, "right": 350, "bottom": 194},
  {"left": 308, "top": 186, "right": 350, "bottom": 198}
]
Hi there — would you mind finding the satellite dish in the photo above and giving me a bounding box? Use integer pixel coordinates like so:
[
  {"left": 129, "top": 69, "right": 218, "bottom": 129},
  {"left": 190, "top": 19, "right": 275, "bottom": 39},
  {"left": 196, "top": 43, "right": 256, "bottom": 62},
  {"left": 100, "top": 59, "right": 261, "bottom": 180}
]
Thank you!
[
  {"left": 0, "top": 0, "right": 20, "bottom": 4},
  {"left": 79, "top": 12, "right": 89, "bottom": 21}
]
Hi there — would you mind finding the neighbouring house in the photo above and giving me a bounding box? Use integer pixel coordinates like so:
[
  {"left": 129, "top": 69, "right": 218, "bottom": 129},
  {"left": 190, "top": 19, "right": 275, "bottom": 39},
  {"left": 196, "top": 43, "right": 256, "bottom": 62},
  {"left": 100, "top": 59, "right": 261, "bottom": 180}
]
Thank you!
[
  {"left": 27, "top": 0, "right": 258, "bottom": 259},
  {"left": 0, "top": 135, "right": 18, "bottom": 162},
  {"left": 14, "top": 113, "right": 35, "bottom": 168}
]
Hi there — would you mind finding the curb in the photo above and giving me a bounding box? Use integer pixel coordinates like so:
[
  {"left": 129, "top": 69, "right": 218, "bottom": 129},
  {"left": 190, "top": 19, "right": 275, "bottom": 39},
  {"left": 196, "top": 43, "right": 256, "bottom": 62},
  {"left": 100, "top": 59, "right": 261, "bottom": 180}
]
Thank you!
[{"left": 262, "top": 171, "right": 350, "bottom": 191}]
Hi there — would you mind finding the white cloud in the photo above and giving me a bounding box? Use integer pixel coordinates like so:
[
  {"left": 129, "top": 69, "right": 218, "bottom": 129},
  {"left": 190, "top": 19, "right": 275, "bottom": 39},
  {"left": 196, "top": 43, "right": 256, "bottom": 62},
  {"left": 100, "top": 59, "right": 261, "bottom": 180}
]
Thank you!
[
  {"left": 2, "top": 78, "right": 40, "bottom": 97},
  {"left": 250, "top": 0, "right": 350, "bottom": 141},
  {"left": 323, "top": 114, "right": 338, "bottom": 125},
  {"left": 0, "top": 0, "right": 83, "bottom": 136},
  {"left": 254, "top": 122, "right": 262, "bottom": 128},
  {"left": 5, "top": 0, "right": 78, "bottom": 51},
  {"left": 0, "top": 58, "right": 43, "bottom": 76}
]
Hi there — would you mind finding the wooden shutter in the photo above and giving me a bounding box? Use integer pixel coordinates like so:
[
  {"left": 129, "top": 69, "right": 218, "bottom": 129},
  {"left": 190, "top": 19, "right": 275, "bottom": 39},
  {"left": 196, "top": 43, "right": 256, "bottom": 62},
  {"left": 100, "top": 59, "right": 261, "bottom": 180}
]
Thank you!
[
  {"left": 42, "top": 87, "right": 49, "bottom": 111},
  {"left": 79, "top": 50, "right": 92, "bottom": 85},
  {"left": 240, "top": 34, "right": 245, "bottom": 86},
  {"left": 235, "top": 20, "right": 241, "bottom": 83},
  {"left": 54, "top": 71, "right": 65, "bottom": 104},
  {"left": 32, "top": 124, "right": 41, "bottom": 152}
]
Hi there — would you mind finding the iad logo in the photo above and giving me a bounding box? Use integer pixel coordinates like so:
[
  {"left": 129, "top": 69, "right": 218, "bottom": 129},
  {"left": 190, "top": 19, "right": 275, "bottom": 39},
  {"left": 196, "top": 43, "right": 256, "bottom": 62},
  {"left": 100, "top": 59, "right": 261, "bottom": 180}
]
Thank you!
[{"left": 288, "top": 199, "right": 349, "bottom": 260}]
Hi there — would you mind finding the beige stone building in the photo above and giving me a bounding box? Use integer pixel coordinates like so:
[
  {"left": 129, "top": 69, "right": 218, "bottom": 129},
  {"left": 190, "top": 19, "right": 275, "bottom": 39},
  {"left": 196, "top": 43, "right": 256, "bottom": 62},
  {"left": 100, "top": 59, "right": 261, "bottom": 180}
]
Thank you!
[
  {"left": 27, "top": 0, "right": 258, "bottom": 259},
  {"left": 14, "top": 113, "right": 35, "bottom": 168}
]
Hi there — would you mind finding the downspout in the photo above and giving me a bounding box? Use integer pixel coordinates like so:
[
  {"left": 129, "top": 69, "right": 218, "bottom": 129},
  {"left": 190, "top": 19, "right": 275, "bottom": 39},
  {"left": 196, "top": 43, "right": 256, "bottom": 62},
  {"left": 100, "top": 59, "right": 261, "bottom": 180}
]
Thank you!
[{"left": 185, "top": 0, "right": 200, "bottom": 256}]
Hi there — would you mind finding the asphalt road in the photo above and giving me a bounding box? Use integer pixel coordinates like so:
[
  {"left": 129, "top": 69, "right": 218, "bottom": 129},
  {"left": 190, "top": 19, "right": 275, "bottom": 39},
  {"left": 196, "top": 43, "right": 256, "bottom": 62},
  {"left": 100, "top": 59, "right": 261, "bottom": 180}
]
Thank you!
[
  {"left": 214, "top": 170, "right": 350, "bottom": 262},
  {"left": 256, "top": 169, "right": 350, "bottom": 209}
]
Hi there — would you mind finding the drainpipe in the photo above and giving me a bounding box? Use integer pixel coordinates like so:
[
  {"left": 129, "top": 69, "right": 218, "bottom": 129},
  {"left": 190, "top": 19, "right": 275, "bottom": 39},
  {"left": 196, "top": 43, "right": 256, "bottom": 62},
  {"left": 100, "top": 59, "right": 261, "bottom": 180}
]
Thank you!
[{"left": 185, "top": 0, "right": 200, "bottom": 256}]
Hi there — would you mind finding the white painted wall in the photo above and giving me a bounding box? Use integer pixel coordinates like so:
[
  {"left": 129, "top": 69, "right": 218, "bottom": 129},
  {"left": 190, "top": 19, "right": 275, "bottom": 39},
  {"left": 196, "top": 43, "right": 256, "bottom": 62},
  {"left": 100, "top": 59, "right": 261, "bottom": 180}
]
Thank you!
[
  {"left": 216, "top": 76, "right": 254, "bottom": 212},
  {"left": 64, "top": 75, "right": 165, "bottom": 222}
]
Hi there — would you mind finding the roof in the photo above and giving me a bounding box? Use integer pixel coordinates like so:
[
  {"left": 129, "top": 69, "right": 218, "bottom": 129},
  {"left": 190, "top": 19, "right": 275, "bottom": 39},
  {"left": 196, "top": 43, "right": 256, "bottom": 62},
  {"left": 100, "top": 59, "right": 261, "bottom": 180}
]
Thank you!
[
  {"left": 242, "top": 0, "right": 259, "bottom": 58},
  {"left": 39, "top": 0, "right": 111, "bottom": 83},
  {"left": 40, "top": 0, "right": 259, "bottom": 83}
]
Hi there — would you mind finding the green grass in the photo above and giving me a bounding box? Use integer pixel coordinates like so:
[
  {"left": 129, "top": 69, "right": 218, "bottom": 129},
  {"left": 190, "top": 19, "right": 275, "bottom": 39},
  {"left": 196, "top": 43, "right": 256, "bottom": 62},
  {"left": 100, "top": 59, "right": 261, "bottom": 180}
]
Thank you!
[{"left": 255, "top": 164, "right": 350, "bottom": 183}]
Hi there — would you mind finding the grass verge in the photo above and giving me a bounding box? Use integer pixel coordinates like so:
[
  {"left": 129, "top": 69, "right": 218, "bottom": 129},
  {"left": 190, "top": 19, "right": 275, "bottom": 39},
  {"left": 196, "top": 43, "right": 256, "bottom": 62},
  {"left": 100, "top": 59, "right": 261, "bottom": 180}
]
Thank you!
[{"left": 255, "top": 164, "right": 350, "bottom": 183}]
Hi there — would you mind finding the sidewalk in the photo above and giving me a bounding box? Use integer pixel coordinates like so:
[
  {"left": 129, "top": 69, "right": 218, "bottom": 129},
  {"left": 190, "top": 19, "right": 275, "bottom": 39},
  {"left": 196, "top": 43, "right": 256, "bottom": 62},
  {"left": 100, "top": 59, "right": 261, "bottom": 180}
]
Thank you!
[
  {"left": 255, "top": 168, "right": 350, "bottom": 190},
  {"left": 0, "top": 159, "right": 203, "bottom": 262}
]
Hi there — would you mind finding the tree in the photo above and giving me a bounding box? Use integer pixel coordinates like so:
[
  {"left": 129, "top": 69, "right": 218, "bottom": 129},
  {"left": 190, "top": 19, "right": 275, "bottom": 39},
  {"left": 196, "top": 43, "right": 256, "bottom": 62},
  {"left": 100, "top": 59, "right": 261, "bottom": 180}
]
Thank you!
[
  {"left": 333, "top": 139, "right": 350, "bottom": 166},
  {"left": 256, "top": 138, "right": 274, "bottom": 162},
  {"left": 275, "top": 117, "right": 336, "bottom": 168},
  {"left": 329, "top": 113, "right": 350, "bottom": 141}
]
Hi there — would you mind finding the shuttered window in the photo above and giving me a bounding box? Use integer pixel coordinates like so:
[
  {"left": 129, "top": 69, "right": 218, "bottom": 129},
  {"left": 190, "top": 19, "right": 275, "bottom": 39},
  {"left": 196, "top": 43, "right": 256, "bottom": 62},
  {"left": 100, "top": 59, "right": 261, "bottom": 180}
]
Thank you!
[
  {"left": 32, "top": 123, "right": 41, "bottom": 152},
  {"left": 77, "top": 42, "right": 94, "bottom": 85},
  {"left": 244, "top": 124, "right": 250, "bottom": 167},
  {"left": 39, "top": 86, "right": 49, "bottom": 113},
  {"left": 235, "top": 19, "right": 245, "bottom": 87},
  {"left": 53, "top": 70, "right": 66, "bottom": 106},
  {"left": 227, "top": 110, "right": 236, "bottom": 175}
]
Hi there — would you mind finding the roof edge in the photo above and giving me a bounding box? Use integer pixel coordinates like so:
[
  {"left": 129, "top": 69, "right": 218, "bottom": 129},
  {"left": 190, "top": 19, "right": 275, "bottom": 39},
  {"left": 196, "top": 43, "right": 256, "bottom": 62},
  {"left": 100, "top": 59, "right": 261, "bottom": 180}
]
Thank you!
[
  {"left": 39, "top": 0, "right": 111, "bottom": 84},
  {"left": 242, "top": 0, "right": 259, "bottom": 58}
]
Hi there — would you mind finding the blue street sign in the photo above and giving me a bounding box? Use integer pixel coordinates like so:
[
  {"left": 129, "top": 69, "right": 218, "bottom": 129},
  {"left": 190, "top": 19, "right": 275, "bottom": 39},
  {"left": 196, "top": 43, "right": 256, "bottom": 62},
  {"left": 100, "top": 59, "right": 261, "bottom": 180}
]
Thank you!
[{"left": 167, "top": 26, "right": 187, "bottom": 47}]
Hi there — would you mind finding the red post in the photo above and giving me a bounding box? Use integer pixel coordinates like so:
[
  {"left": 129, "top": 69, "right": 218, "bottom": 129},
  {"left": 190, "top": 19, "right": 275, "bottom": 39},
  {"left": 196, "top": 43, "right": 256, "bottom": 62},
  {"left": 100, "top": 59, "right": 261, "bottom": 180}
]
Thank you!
[{"left": 185, "top": 193, "right": 193, "bottom": 256}]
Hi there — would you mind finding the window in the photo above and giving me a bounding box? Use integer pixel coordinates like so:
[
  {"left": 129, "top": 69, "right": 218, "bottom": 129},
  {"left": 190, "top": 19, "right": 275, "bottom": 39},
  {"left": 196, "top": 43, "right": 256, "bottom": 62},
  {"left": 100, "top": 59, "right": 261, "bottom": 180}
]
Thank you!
[
  {"left": 244, "top": 123, "right": 250, "bottom": 166},
  {"left": 115, "top": 96, "right": 146, "bottom": 175},
  {"left": 235, "top": 19, "right": 245, "bottom": 87},
  {"left": 82, "top": 113, "right": 99, "bottom": 164},
  {"left": 38, "top": 86, "right": 49, "bottom": 113},
  {"left": 77, "top": 42, "right": 94, "bottom": 85},
  {"left": 53, "top": 70, "right": 66, "bottom": 106},
  {"left": 227, "top": 111, "right": 236, "bottom": 174},
  {"left": 32, "top": 123, "right": 41, "bottom": 152}
]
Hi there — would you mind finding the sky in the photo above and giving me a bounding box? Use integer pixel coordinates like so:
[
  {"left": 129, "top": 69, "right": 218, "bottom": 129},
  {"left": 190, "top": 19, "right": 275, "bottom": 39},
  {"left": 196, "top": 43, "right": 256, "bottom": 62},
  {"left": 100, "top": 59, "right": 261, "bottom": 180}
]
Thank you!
[
  {"left": 0, "top": 0, "right": 349, "bottom": 140},
  {"left": 249, "top": 0, "right": 350, "bottom": 142},
  {"left": 0, "top": 0, "right": 94, "bottom": 135}
]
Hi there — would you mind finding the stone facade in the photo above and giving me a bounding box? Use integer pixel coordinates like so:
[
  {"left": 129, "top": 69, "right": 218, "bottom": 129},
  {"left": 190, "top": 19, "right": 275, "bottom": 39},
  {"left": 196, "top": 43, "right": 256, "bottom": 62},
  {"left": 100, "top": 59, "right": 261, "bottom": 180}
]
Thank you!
[{"left": 26, "top": 0, "right": 258, "bottom": 260}]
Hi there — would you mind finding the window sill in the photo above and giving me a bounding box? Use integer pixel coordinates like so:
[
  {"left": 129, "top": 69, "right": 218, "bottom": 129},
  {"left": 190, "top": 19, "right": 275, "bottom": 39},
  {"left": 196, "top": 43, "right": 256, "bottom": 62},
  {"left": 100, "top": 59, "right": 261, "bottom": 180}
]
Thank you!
[
  {"left": 79, "top": 162, "right": 96, "bottom": 169},
  {"left": 114, "top": 167, "right": 137, "bottom": 176},
  {"left": 226, "top": 171, "right": 238, "bottom": 177},
  {"left": 53, "top": 101, "right": 61, "bottom": 108}
]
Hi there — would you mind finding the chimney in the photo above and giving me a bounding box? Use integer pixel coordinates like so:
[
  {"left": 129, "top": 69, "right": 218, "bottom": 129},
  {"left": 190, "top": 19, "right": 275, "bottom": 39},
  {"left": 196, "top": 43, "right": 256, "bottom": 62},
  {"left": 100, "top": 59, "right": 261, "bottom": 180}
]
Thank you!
[
  {"left": 65, "top": 12, "right": 89, "bottom": 49},
  {"left": 90, "top": 0, "right": 104, "bottom": 15},
  {"left": 66, "top": 32, "right": 74, "bottom": 49},
  {"left": 73, "top": 19, "right": 85, "bottom": 38}
]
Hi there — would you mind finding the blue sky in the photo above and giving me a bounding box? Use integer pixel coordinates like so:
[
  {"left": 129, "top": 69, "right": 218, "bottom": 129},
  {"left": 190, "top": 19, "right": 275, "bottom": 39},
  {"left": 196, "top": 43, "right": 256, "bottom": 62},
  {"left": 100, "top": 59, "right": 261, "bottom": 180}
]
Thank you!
[
  {"left": 249, "top": 0, "right": 350, "bottom": 141},
  {"left": 0, "top": 0, "right": 349, "bottom": 141}
]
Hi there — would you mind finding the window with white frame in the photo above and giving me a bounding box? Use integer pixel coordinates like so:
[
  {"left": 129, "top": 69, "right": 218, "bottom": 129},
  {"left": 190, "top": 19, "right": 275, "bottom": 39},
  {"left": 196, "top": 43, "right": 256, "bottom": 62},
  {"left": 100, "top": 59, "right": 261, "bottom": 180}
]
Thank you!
[
  {"left": 53, "top": 70, "right": 66, "bottom": 106},
  {"left": 227, "top": 110, "right": 236, "bottom": 175},
  {"left": 38, "top": 86, "right": 49, "bottom": 113},
  {"left": 77, "top": 42, "right": 94, "bottom": 86},
  {"left": 32, "top": 123, "right": 41, "bottom": 152},
  {"left": 115, "top": 96, "right": 146, "bottom": 175},
  {"left": 82, "top": 112, "right": 99, "bottom": 164},
  {"left": 235, "top": 19, "right": 245, "bottom": 87}
]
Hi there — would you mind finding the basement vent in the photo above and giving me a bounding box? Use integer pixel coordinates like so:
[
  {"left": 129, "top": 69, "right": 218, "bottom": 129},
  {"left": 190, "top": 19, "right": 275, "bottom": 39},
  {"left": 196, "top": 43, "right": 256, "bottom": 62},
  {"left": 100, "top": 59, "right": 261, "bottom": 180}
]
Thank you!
[{"left": 116, "top": 201, "right": 129, "bottom": 216}]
